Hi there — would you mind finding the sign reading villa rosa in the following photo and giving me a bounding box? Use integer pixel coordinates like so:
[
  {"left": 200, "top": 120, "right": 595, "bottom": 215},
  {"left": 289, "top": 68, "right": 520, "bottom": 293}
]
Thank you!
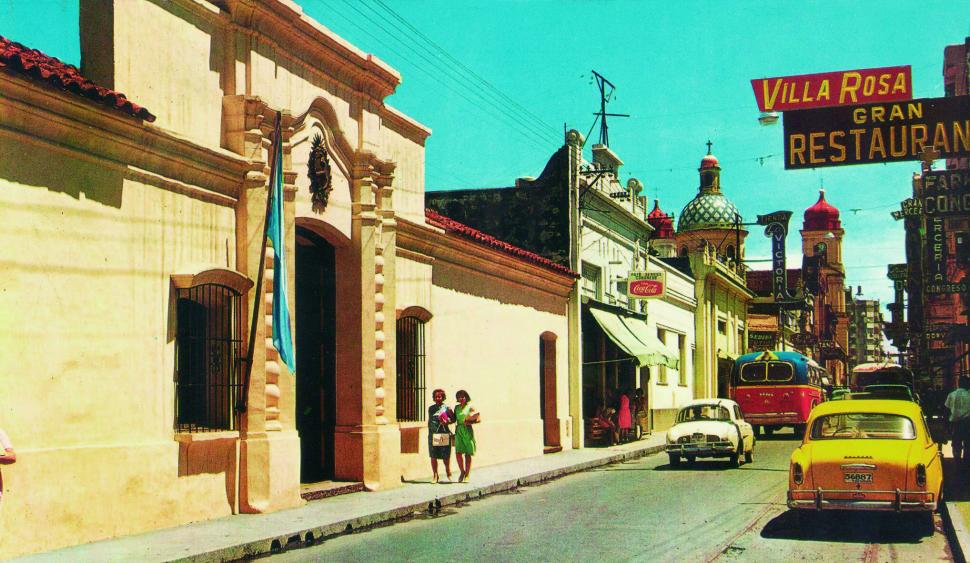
[
  {"left": 628, "top": 271, "right": 666, "bottom": 299},
  {"left": 751, "top": 66, "right": 911, "bottom": 112}
]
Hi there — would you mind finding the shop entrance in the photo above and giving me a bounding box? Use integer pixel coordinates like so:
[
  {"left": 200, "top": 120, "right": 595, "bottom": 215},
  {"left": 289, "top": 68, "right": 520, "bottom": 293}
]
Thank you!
[{"left": 295, "top": 228, "right": 337, "bottom": 483}]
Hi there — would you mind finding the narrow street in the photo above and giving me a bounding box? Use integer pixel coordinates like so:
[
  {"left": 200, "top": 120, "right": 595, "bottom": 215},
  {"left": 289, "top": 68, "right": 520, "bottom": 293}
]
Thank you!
[{"left": 262, "top": 430, "right": 952, "bottom": 562}]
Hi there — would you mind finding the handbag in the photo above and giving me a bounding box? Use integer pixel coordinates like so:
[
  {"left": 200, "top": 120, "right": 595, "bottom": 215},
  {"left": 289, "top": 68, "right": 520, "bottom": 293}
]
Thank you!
[{"left": 431, "top": 432, "right": 452, "bottom": 447}]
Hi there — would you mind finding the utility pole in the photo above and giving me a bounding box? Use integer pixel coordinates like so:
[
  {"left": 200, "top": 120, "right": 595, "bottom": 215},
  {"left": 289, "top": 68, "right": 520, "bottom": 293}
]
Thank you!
[{"left": 591, "top": 70, "right": 629, "bottom": 147}]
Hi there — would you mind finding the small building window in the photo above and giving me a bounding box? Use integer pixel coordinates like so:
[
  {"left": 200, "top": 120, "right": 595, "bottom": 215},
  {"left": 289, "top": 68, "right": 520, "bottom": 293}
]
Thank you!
[
  {"left": 679, "top": 246, "right": 689, "bottom": 257},
  {"left": 397, "top": 315, "right": 427, "bottom": 421},
  {"left": 175, "top": 283, "right": 245, "bottom": 432}
]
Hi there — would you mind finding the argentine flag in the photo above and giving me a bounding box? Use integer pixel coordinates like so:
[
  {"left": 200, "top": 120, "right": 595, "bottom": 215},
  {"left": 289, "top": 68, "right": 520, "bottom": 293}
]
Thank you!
[{"left": 267, "top": 116, "right": 296, "bottom": 372}]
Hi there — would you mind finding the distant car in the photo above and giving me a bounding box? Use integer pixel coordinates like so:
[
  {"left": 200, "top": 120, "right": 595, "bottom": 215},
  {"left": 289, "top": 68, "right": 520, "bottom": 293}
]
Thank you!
[
  {"left": 788, "top": 399, "right": 942, "bottom": 515},
  {"left": 665, "top": 398, "right": 755, "bottom": 468},
  {"left": 829, "top": 386, "right": 850, "bottom": 400},
  {"left": 864, "top": 384, "right": 917, "bottom": 402}
]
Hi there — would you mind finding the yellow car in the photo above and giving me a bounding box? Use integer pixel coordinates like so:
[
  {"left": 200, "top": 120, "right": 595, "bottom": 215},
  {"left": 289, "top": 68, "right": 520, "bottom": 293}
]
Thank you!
[{"left": 788, "top": 399, "right": 942, "bottom": 513}]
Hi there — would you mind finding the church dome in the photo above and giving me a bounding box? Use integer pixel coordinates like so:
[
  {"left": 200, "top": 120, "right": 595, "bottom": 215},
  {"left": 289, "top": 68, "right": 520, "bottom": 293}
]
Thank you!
[
  {"left": 803, "top": 189, "right": 841, "bottom": 230},
  {"left": 647, "top": 199, "right": 675, "bottom": 239},
  {"left": 677, "top": 192, "right": 741, "bottom": 231},
  {"left": 700, "top": 154, "right": 719, "bottom": 169}
]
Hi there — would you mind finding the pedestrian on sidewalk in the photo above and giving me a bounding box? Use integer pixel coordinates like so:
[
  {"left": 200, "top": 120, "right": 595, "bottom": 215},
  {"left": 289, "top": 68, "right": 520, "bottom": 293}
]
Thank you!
[
  {"left": 0, "top": 426, "right": 16, "bottom": 502},
  {"left": 454, "top": 389, "right": 479, "bottom": 483},
  {"left": 428, "top": 389, "right": 454, "bottom": 483},
  {"left": 945, "top": 376, "right": 970, "bottom": 463},
  {"left": 617, "top": 390, "right": 632, "bottom": 443}
]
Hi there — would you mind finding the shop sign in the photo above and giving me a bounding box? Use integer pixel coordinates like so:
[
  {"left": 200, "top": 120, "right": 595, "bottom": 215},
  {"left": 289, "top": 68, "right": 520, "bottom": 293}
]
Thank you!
[
  {"left": 891, "top": 198, "right": 922, "bottom": 220},
  {"left": 748, "top": 331, "right": 776, "bottom": 352},
  {"left": 627, "top": 270, "right": 665, "bottom": 299},
  {"left": 925, "top": 281, "right": 968, "bottom": 294},
  {"left": 783, "top": 95, "right": 970, "bottom": 169},
  {"left": 921, "top": 170, "right": 970, "bottom": 217},
  {"left": 925, "top": 216, "right": 947, "bottom": 285},
  {"left": 791, "top": 332, "right": 818, "bottom": 347},
  {"left": 757, "top": 210, "right": 795, "bottom": 301},
  {"left": 818, "top": 340, "right": 846, "bottom": 361},
  {"left": 751, "top": 66, "right": 911, "bottom": 112},
  {"left": 924, "top": 324, "right": 951, "bottom": 341},
  {"left": 887, "top": 263, "right": 908, "bottom": 281}
]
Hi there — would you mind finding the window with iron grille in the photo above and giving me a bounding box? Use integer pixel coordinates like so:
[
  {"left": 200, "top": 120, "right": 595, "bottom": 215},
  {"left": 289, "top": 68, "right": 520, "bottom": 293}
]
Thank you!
[
  {"left": 175, "top": 284, "right": 244, "bottom": 432},
  {"left": 396, "top": 316, "right": 427, "bottom": 421}
]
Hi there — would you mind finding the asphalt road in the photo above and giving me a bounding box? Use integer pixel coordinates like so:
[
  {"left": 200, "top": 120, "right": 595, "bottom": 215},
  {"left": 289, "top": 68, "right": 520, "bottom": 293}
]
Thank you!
[{"left": 263, "top": 430, "right": 953, "bottom": 562}]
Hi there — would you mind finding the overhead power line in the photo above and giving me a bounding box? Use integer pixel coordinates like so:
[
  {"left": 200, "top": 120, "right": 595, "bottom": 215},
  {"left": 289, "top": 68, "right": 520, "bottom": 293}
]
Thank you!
[{"left": 310, "top": 0, "right": 558, "bottom": 152}]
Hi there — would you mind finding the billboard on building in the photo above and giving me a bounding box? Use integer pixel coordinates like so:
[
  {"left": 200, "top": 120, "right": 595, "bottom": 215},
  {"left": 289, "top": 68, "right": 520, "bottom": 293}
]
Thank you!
[{"left": 751, "top": 66, "right": 912, "bottom": 112}]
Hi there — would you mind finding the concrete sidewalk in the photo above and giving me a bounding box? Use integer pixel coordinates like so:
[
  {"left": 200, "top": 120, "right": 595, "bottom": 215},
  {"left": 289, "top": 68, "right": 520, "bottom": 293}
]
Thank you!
[
  {"left": 15, "top": 434, "right": 667, "bottom": 563},
  {"left": 942, "top": 442, "right": 970, "bottom": 563}
]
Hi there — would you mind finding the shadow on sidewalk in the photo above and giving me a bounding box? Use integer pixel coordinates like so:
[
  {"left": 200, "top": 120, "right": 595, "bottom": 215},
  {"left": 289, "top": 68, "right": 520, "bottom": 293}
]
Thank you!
[{"left": 944, "top": 455, "right": 970, "bottom": 502}]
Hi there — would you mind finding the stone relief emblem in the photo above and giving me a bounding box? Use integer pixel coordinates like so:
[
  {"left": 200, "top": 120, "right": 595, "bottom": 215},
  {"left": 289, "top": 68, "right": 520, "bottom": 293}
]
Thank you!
[{"left": 308, "top": 133, "right": 333, "bottom": 213}]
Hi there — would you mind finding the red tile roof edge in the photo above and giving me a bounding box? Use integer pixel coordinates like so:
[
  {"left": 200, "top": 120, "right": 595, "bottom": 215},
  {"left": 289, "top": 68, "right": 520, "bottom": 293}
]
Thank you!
[
  {"left": 0, "top": 35, "right": 156, "bottom": 122},
  {"left": 425, "top": 209, "right": 578, "bottom": 278}
]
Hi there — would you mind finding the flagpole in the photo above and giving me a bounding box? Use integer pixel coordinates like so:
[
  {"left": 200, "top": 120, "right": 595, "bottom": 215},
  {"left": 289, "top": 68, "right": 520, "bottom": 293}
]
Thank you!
[{"left": 238, "top": 111, "right": 282, "bottom": 415}]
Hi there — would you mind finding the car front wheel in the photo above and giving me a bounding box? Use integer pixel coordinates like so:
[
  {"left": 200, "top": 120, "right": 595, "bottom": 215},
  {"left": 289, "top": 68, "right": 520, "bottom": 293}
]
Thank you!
[
  {"left": 729, "top": 445, "right": 741, "bottom": 467},
  {"left": 744, "top": 447, "right": 753, "bottom": 464},
  {"left": 668, "top": 453, "right": 681, "bottom": 467}
]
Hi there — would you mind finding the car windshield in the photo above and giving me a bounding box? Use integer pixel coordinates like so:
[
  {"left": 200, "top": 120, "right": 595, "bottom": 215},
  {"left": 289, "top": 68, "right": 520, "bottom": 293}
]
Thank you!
[
  {"left": 676, "top": 404, "right": 731, "bottom": 423},
  {"left": 810, "top": 413, "right": 916, "bottom": 440}
]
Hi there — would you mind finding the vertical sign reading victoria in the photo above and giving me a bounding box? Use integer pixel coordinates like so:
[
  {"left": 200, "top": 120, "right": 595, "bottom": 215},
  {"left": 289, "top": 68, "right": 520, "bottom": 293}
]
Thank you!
[{"left": 758, "top": 211, "right": 796, "bottom": 302}]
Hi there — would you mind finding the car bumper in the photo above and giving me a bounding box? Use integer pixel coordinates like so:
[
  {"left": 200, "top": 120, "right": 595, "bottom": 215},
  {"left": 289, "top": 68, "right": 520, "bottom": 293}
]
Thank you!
[
  {"left": 745, "top": 413, "right": 800, "bottom": 425},
  {"left": 787, "top": 488, "right": 937, "bottom": 512},
  {"left": 666, "top": 442, "right": 735, "bottom": 457}
]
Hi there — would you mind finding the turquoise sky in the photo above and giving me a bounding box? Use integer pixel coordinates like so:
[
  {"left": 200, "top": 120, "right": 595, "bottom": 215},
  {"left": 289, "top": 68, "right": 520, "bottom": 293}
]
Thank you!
[{"left": 4, "top": 0, "right": 970, "bottom": 316}]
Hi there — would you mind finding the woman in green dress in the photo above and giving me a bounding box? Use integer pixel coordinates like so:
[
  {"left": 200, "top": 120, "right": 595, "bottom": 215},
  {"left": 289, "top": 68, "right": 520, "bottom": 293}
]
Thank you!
[{"left": 454, "top": 389, "right": 480, "bottom": 483}]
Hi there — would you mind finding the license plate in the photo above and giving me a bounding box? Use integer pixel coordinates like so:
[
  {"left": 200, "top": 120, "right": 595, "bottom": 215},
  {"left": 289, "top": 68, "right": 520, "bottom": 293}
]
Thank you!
[{"left": 844, "top": 472, "right": 873, "bottom": 483}]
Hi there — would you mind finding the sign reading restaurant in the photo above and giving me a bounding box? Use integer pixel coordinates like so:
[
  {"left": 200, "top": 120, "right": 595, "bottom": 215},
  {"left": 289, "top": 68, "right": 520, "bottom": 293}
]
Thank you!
[
  {"left": 751, "top": 66, "right": 911, "bottom": 112},
  {"left": 783, "top": 95, "right": 970, "bottom": 169}
]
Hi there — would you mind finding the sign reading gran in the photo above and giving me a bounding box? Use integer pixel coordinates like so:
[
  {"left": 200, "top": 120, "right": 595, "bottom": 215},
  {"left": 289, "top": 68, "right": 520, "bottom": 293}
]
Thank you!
[
  {"left": 783, "top": 95, "right": 970, "bottom": 169},
  {"left": 752, "top": 66, "right": 911, "bottom": 112}
]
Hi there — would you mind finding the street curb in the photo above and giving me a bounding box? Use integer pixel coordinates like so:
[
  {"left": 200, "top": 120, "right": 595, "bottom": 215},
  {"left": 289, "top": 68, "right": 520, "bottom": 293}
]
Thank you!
[
  {"left": 945, "top": 502, "right": 969, "bottom": 563},
  {"left": 174, "top": 443, "right": 667, "bottom": 562}
]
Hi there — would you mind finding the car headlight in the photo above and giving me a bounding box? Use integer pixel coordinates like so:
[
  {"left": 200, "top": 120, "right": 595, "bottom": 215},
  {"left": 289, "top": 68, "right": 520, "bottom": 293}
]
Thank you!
[
  {"left": 916, "top": 463, "right": 927, "bottom": 487},
  {"left": 792, "top": 463, "right": 804, "bottom": 485}
]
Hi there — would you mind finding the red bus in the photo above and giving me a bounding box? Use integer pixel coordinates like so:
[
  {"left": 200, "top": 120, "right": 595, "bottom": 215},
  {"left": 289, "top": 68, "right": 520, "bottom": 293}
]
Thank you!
[{"left": 731, "top": 350, "right": 828, "bottom": 437}]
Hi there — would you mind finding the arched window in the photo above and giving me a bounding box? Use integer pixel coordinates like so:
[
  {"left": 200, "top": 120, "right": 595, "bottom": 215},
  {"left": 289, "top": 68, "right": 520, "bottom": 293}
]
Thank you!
[
  {"left": 726, "top": 245, "right": 736, "bottom": 259},
  {"left": 397, "top": 307, "right": 432, "bottom": 421},
  {"left": 680, "top": 246, "right": 689, "bottom": 257}
]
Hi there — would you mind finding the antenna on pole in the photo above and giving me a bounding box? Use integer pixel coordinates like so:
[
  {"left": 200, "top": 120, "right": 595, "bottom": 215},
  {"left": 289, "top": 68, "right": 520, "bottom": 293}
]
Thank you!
[{"left": 591, "top": 70, "right": 630, "bottom": 147}]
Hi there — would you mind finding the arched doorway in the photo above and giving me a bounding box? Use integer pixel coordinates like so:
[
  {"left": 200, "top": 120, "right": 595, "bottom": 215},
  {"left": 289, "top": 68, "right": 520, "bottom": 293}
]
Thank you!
[{"left": 295, "top": 227, "right": 337, "bottom": 482}]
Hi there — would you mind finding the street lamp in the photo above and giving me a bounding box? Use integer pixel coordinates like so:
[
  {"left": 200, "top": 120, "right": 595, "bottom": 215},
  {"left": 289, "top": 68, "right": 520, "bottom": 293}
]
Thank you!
[{"left": 758, "top": 111, "right": 779, "bottom": 126}]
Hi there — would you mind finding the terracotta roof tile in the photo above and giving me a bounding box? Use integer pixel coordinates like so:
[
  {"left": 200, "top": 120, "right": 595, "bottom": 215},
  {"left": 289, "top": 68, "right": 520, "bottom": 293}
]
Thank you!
[
  {"left": 0, "top": 35, "right": 155, "bottom": 122},
  {"left": 425, "top": 209, "right": 577, "bottom": 277}
]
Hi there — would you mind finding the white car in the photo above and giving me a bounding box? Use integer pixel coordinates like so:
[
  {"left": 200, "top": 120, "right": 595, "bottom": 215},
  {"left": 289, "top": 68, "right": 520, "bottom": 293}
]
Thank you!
[{"left": 665, "top": 398, "right": 755, "bottom": 467}]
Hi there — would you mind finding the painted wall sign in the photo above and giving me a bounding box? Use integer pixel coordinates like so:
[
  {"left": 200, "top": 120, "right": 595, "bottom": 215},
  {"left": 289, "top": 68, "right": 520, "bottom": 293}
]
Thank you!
[
  {"left": 751, "top": 66, "right": 911, "bottom": 112},
  {"left": 783, "top": 95, "right": 970, "bottom": 169},
  {"left": 628, "top": 270, "right": 666, "bottom": 299}
]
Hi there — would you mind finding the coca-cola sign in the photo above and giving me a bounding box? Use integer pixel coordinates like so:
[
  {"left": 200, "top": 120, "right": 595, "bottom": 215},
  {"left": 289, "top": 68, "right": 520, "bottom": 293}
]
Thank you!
[{"left": 628, "top": 271, "right": 666, "bottom": 299}]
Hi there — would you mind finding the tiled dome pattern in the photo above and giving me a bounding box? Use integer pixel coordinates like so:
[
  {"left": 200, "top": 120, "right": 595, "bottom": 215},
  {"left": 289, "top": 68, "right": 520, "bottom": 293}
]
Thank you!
[{"left": 677, "top": 192, "right": 741, "bottom": 232}]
